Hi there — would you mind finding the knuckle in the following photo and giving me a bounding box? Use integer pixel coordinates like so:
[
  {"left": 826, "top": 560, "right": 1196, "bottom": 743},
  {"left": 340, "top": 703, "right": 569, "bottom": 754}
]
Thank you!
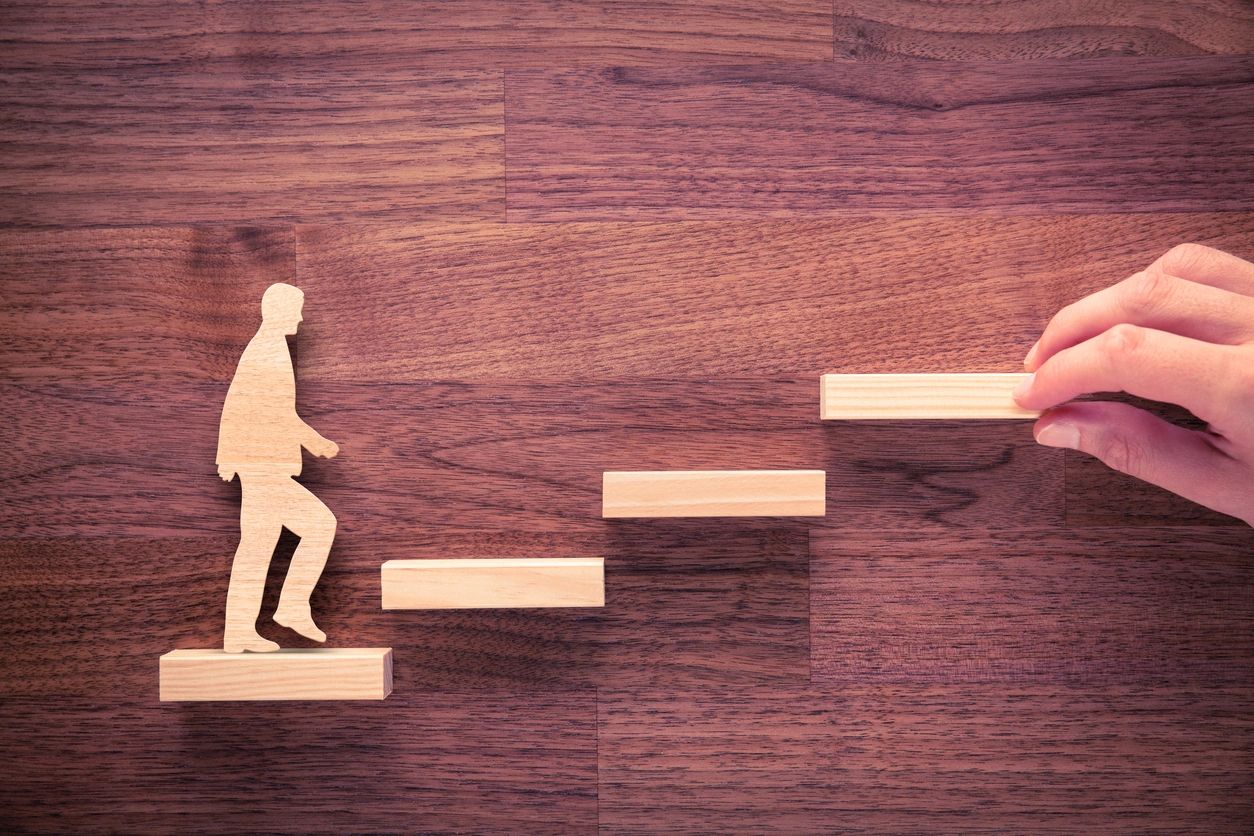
[
  {"left": 1163, "top": 242, "right": 1214, "bottom": 274},
  {"left": 1228, "top": 351, "right": 1254, "bottom": 406},
  {"left": 1121, "top": 269, "right": 1171, "bottom": 315},
  {"left": 1101, "top": 323, "right": 1146, "bottom": 359},
  {"left": 1050, "top": 299, "right": 1082, "bottom": 329}
]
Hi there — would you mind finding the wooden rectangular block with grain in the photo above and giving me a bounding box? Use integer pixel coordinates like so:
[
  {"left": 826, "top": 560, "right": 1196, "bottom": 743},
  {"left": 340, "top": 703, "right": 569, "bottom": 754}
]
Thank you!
[
  {"left": 159, "top": 647, "right": 393, "bottom": 701},
  {"left": 381, "top": 557, "right": 605, "bottom": 610},
  {"left": 602, "top": 470, "right": 826, "bottom": 518},
  {"left": 820, "top": 373, "right": 1040, "bottom": 420}
]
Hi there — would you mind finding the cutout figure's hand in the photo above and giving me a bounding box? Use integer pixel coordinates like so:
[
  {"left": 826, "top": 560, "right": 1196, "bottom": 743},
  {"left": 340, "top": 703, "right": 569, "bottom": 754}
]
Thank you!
[
  {"left": 309, "top": 436, "right": 339, "bottom": 459},
  {"left": 1014, "top": 243, "right": 1254, "bottom": 526},
  {"left": 218, "top": 464, "right": 236, "bottom": 482}
]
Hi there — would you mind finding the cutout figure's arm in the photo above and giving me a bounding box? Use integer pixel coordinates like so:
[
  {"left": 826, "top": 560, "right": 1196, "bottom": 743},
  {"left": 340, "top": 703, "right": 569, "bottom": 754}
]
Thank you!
[{"left": 299, "top": 419, "right": 339, "bottom": 459}]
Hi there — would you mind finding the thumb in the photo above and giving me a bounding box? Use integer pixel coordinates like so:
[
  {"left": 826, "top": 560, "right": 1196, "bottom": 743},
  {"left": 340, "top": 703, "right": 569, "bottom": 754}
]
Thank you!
[{"left": 1033, "top": 401, "right": 1244, "bottom": 520}]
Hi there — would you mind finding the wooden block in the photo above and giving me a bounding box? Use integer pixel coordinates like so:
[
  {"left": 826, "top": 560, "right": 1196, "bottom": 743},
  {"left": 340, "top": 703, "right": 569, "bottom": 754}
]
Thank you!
[
  {"left": 602, "top": 470, "right": 826, "bottom": 518},
  {"left": 381, "top": 558, "right": 604, "bottom": 610},
  {"left": 820, "top": 373, "right": 1040, "bottom": 420},
  {"left": 159, "top": 648, "right": 393, "bottom": 701}
]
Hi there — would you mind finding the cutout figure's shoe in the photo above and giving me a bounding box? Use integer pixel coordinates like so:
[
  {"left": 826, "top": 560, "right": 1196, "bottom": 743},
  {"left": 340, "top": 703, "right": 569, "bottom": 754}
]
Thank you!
[
  {"left": 223, "top": 634, "right": 281, "bottom": 653},
  {"left": 274, "top": 604, "right": 327, "bottom": 643}
]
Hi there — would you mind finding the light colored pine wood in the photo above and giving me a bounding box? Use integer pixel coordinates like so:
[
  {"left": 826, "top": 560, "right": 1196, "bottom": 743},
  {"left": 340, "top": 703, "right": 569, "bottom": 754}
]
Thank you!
[
  {"left": 381, "top": 558, "right": 605, "bottom": 610},
  {"left": 820, "top": 373, "right": 1041, "bottom": 420},
  {"left": 159, "top": 648, "right": 393, "bottom": 701},
  {"left": 218, "top": 283, "right": 341, "bottom": 653},
  {"left": 602, "top": 470, "right": 826, "bottom": 518}
]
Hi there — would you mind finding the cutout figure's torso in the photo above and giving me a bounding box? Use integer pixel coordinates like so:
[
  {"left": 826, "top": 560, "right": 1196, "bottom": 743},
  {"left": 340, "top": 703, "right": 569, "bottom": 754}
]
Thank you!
[{"left": 217, "top": 332, "right": 303, "bottom": 476}]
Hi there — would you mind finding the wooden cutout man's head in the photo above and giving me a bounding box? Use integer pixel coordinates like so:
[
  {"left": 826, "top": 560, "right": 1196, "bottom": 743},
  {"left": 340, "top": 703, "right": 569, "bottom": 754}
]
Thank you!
[{"left": 262, "top": 283, "right": 305, "bottom": 335}]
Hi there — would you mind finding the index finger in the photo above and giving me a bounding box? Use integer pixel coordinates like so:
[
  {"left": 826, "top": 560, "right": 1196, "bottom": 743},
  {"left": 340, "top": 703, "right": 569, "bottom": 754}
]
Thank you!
[
  {"left": 1023, "top": 270, "right": 1254, "bottom": 371},
  {"left": 1014, "top": 324, "right": 1240, "bottom": 426},
  {"left": 1149, "top": 243, "right": 1254, "bottom": 297}
]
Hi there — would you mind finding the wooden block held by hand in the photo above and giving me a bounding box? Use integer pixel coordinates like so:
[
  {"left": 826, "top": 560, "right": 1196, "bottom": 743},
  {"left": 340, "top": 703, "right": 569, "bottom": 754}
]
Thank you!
[
  {"left": 159, "top": 648, "right": 393, "bottom": 701},
  {"left": 602, "top": 470, "right": 826, "bottom": 518},
  {"left": 381, "top": 558, "right": 605, "bottom": 610},
  {"left": 820, "top": 373, "right": 1040, "bottom": 420}
]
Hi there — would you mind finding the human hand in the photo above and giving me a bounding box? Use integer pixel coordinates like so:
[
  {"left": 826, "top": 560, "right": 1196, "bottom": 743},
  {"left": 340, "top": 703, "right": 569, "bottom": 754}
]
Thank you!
[
  {"left": 218, "top": 464, "right": 236, "bottom": 482},
  {"left": 1013, "top": 243, "right": 1254, "bottom": 526},
  {"left": 308, "top": 435, "right": 339, "bottom": 459}
]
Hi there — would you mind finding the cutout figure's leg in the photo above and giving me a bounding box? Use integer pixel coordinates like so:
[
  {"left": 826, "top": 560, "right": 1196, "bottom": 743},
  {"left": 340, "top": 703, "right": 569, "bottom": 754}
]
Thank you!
[
  {"left": 273, "top": 478, "right": 336, "bottom": 643},
  {"left": 223, "top": 476, "right": 284, "bottom": 653}
]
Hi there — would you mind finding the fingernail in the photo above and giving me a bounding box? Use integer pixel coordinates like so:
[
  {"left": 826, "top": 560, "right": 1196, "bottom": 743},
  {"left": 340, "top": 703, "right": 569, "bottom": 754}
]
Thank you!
[
  {"left": 1036, "top": 422, "right": 1080, "bottom": 450},
  {"left": 1024, "top": 340, "right": 1040, "bottom": 368},
  {"left": 1012, "top": 372, "right": 1034, "bottom": 403}
]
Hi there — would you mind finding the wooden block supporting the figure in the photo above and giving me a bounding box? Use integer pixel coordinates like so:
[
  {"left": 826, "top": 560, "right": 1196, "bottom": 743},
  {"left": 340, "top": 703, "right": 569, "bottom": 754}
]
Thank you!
[
  {"left": 381, "top": 558, "right": 605, "bottom": 610},
  {"left": 820, "top": 373, "right": 1040, "bottom": 420},
  {"left": 159, "top": 648, "right": 393, "bottom": 701},
  {"left": 602, "top": 470, "right": 826, "bottom": 518}
]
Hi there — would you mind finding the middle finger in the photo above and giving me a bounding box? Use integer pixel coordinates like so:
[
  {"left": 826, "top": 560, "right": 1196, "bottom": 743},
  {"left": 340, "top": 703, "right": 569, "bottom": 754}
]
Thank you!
[{"left": 1025, "top": 270, "right": 1254, "bottom": 371}]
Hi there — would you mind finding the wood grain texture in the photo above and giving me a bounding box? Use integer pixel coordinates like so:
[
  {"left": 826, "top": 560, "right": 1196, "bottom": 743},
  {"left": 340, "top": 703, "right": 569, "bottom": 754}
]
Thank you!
[
  {"left": 0, "top": 380, "right": 1062, "bottom": 537},
  {"left": 505, "top": 58, "right": 1254, "bottom": 219},
  {"left": 810, "top": 528, "right": 1254, "bottom": 684},
  {"left": 159, "top": 647, "right": 393, "bottom": 701},
  {"left": 0, "top": 69, "right": 502, "bottom": 227},
  {"left": 0, "top": 690, "right": 596, "bottom": 833},
  {"left": 381, "top": 557, "right": 605, "bottom": 609},
  {"left": 0, "top": 227, "right": 294, "bottom": 383},
  {"left": 599, "top": 685, "right": 1254, "bottom": 833},
  {"left": 294, "top": 215, "right": 1254, "bottom": 379},
  {"left": 0, "top": 1, "right": 831, "bottom": 70},
  {"left": 834, "top": 1, "right": 1254, "bottom": 60},
  {"left": 0, "top": 384, "right": 233, "bottom": 537},
  {"left": 0, "top": 529, "right": 806, "bottom": 694},
  {"left": 4, "top": 20, "right": 1254, "bottom": 825}
]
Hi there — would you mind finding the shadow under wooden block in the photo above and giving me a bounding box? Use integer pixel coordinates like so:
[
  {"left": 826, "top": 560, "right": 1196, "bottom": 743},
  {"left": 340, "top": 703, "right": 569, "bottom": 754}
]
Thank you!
[
  {"left": 381, "top": 558, "right": 604, "bottom": 610},
  {"left": 603, "top": 470, "right": 825, "bottom": 518},
  {"left": 818, "top": 419, "right": 1063, "bottom": 528},
  {"left": 821, "top": 373, "right": 1038, "bottom": 420},
  {"left": 1063, "top": 395, "right": 1246, "bottom": 527},
  {"left": 159, "top": 648, "right": 393, "bottom": 701},
  {"left": 362, "top": 527, "right": 809, "bottom": 687},
  {"left": 1066, "top": 451, "right": 1246, "bottom": 526},
  {"left": 810, "top": 528, "right": 1254, "bottom": 685}
]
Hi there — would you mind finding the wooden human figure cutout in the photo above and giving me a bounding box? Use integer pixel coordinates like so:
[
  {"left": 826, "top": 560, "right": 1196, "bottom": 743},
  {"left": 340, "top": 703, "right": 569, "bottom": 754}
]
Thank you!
[{"left": 217, "top": 283, "right": 339, "bottom": 653}]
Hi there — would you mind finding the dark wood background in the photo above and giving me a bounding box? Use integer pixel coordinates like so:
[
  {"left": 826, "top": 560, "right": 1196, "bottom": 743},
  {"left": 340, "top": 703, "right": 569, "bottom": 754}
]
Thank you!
[{"left": 3, "top": 2, "right": 1254, "bottom": 832}]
